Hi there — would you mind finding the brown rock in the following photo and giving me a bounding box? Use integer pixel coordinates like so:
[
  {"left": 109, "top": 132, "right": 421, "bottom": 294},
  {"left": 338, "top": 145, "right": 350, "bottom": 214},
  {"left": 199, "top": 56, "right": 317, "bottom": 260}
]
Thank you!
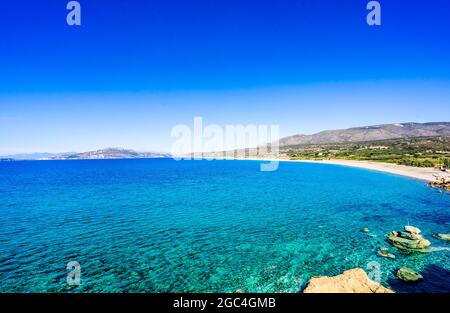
[
  {"left": 303, "top": 268, "right": 394, "bottom": 293},
  {"left": 378, "top": 248, "right": 396, "bottom": 259}
]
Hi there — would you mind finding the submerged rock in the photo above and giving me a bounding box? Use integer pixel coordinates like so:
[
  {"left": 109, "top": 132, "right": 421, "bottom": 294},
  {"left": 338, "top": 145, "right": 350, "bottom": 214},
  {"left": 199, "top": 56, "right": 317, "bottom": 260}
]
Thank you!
[
  {"left": 303, "top": 268, "right": 394, "bottom": 293},
  {"left": 433, "top": 233, "right": 450, "bottom": 241},
  {"left": 396, "top": 267, "right": 423, "bottom": 282},
  {"left": 387, "top": 226, "right": 431, "bottom": 253},
  {"left": 378, "top": 248, "right": 395, "bottom": 259}
]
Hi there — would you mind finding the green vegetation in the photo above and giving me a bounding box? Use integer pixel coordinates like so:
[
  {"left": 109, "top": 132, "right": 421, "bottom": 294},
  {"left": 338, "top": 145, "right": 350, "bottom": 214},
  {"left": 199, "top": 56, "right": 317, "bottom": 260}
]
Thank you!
[
  {"left": 444, "top": 158, "right": 450, "bottom": 168},
  {"left": 283, "top": 136, "right": 450, "bottom": 168}
]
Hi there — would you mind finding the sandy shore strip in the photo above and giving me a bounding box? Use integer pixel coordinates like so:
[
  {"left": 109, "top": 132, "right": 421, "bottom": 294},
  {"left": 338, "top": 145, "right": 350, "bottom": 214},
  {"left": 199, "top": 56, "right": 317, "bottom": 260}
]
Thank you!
[
  {"left": 290, "top": 159, "right": 443, "bottom": 182},
  {"left": 224, "top": 157, "right": 445, "bottom": 182}
]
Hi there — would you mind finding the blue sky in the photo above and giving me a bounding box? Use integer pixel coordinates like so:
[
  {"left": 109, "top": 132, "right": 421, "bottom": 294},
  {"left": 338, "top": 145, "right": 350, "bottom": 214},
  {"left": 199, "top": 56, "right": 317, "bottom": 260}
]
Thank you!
[{"left": 1, "top": 0, "right": 450, "bottom": 154}]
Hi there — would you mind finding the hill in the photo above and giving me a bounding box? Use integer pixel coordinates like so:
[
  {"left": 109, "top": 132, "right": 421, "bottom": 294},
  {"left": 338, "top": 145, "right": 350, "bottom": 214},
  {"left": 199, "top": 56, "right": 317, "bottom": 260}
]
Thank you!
[
  {"left": 279, "top": 122, "right": 450, "bottom": 146},
  {"left": 284, "top": 136, "right": 450, "bottom": 168},
  {"left": 52, "top": 148, "right": 170, "bottom": 160},
  {"left": 1, "top": 148, "right": 170, "bottom": 160},
  {"left": 207, "top": 122, "right": 450, "bottom": 168}
]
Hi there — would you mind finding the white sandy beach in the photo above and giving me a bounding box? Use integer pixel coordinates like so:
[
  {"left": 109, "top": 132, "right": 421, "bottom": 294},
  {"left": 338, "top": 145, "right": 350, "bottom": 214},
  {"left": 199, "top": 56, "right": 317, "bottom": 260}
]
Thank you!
[{"left": 286, "top": 159, "right": 443, "bottom": 182}]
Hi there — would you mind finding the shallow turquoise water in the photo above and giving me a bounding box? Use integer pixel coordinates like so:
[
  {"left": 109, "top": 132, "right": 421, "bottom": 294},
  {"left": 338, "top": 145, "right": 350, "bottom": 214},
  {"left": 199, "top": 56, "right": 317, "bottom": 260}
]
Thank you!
[{"left": 0, "top": 159, "right": 449, "bottom": 292}]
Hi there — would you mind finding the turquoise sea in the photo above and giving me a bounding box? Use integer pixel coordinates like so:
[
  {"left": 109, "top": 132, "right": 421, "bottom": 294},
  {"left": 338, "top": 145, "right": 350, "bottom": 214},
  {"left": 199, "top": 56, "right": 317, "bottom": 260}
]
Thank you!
[{"left": 0, "top": 159, "right": 449, "bottom": 293}]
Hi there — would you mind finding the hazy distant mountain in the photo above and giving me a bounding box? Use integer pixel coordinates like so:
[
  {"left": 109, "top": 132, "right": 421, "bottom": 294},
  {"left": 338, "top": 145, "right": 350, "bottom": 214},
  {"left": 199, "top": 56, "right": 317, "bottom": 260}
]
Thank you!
[
  {"left": 279, "top": 122, "right": 450, "bottom": 147},
  {"left": 52, "top": 148, "right": 170, "bottom": 160},
  {"left": 0, "top": 152, "right": 59, "bottom": 160}
]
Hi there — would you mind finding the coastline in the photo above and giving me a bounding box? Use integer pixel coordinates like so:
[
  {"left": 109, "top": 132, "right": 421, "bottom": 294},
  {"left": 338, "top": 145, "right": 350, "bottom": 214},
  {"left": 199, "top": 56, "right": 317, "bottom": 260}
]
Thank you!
[
  {"left": 231, "top": 158, "right": 444, "bottom": 182},
  {"left": 296, "top": 159, "right": 443, "bottom": 182}
]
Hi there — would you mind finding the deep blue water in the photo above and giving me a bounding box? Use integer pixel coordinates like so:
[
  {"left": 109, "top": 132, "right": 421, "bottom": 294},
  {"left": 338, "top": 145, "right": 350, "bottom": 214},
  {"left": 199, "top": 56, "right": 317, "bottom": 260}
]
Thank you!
[{"left": 0, "top": 159, "right": 449, "bottom": 293}]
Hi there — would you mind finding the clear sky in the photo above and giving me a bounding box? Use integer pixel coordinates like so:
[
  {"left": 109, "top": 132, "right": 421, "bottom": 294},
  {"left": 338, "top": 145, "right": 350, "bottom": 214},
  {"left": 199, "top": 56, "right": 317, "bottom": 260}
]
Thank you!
[{"left": 1, "top": 0, "right": 450, "bottom": 154}]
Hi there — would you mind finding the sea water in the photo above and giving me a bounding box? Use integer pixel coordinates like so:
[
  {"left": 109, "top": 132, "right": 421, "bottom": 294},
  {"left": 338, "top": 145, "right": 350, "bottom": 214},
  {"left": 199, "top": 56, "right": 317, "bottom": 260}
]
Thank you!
[{"left": 0, "top": 159, "right": 448, "bottom": 292}]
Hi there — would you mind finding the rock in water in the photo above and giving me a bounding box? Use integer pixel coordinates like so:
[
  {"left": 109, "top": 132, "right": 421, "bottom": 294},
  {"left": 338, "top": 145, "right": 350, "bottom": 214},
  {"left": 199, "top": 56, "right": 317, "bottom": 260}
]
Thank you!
[
  {"left": 303, "top": 268, "right": 394, "bottom": 293},
  {"left": 397, "top": 267, "right": 423, "bottom": 282},
  {"left": 433, "top": 233, "right": 450, "bottom": 241},
  {"left": 404, "top": 225, "right": 421, "bottom": 235},
  {"left": 387, "top": 226, "right": 431, "bottom": 253},
  {"left": 378, "top": 248, "right": 395, "bottom": 259}
]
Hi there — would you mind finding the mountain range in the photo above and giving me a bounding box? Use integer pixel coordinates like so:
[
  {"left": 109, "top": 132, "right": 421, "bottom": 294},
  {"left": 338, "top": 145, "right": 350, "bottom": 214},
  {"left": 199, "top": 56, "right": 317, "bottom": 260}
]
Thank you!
[{"left": 278, "top": 122, "right": 450, "bottom": 147}]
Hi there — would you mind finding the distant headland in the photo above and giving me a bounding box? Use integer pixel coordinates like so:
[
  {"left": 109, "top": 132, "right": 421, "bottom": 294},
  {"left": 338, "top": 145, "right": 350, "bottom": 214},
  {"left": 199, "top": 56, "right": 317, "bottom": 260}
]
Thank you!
[{"left": 1, "top": 148, "right": 170, "bottom": 161}]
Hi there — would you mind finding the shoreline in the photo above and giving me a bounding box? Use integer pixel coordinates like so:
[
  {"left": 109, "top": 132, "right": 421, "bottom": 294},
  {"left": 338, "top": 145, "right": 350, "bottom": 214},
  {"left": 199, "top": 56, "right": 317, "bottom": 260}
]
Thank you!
[
  {"left": 291, "top": 159, "right": 442, "bottom": 182},
  {"left": 230, "top": 158, "right": 445, "bottom": 182}
]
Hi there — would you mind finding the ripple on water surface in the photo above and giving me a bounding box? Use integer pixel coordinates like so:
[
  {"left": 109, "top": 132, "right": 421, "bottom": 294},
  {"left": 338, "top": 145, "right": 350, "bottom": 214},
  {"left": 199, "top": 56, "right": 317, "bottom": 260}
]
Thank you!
[{"left": 0, "top": 159, "right": 449, "bottom": 292}]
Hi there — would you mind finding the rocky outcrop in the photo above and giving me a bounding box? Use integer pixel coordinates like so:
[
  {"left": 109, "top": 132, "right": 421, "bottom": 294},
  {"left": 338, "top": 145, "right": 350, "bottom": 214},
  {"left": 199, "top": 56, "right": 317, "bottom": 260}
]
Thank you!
[
  {"left": 428, "top": 174, "right": 450, "bottom": 190},
  {"left": 433, "top": 233, "right": 450, "bottom": 241},
  {"left": 396, "top": 267, "right": 423, "bottom": 282},
  {"left": 303, "top": 268, "right": 394, "bottom": 293},
  {"left": 387, "top": 226, "right": 431, "bottom": 253}
]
